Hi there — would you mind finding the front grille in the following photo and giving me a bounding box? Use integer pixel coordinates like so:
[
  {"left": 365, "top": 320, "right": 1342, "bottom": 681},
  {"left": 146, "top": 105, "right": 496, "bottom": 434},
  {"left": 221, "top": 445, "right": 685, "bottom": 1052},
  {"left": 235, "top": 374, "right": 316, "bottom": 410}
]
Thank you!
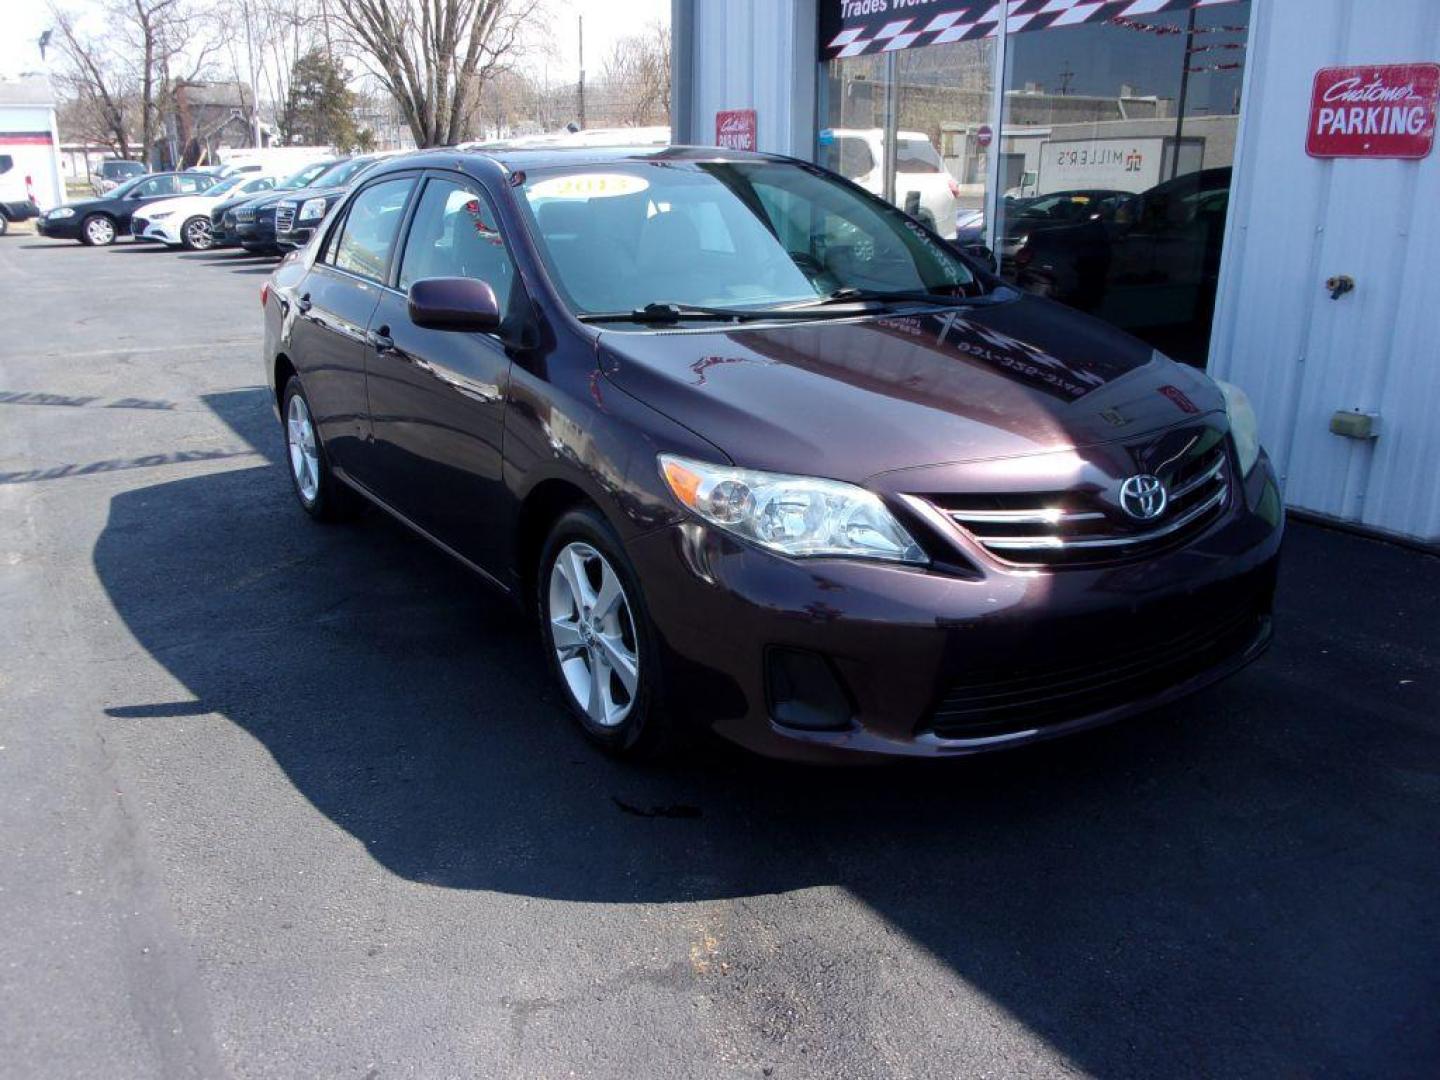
[
  {"left": 929, "top": 438, "right": 1231, "bottom": 568},
  {"left": 131, "top": 216, "right": 148, "bottom": 236},
  {"left": 274, "top": 206, "right": 295, "bottom": 234},
  {"left": 235, "top": 207, "right": 255, "bottom": 223},
  {"left": 924, "top": 604, "right": 1265, "bottom": 742}
]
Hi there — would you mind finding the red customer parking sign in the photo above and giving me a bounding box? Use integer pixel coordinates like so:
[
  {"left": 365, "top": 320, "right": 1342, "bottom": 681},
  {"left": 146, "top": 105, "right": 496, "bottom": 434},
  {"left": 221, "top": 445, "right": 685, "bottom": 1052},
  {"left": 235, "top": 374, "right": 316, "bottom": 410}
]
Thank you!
[
  {"left": 1307, "top": 63, "right": 1439, "bottom": 159},
  {"left": 715, "top": 109, "right": 757, "bottom": 151}
]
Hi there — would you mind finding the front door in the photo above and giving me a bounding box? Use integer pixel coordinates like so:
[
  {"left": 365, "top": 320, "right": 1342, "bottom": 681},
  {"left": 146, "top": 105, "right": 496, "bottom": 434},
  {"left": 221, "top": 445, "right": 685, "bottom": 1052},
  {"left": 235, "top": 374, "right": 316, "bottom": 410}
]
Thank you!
[{"left": 363, "top": 173, "right": 520, "bottom": 574}]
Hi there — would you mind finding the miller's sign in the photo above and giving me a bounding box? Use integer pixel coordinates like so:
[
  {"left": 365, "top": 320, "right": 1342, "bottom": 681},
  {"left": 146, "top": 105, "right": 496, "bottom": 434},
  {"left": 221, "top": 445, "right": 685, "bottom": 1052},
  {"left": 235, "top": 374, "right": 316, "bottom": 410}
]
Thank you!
[
  {"left": 1307, "top": 64, "right": 1439, "bottom": 159},
  {"left": 715, "top": 109, "right": 757, "bottom": 151}
]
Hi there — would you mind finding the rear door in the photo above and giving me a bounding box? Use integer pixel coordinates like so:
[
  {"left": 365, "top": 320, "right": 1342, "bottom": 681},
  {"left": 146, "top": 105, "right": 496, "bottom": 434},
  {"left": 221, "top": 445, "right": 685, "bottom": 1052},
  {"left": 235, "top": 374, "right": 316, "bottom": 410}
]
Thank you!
[
  {"left": 362, "top": 171, "right": 520, "bottom": 572},
  {"left": 288, "top": 173, "right": 418, "bottom": 473}
]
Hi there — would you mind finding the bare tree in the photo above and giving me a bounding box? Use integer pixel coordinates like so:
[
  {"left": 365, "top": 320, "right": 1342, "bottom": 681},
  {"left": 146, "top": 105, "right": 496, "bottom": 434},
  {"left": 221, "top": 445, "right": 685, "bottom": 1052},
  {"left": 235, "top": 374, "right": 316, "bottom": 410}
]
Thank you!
[
  {"left": 598, "top": 20, "right": 669, "bottom": 127},
  {"left": 47, "top": 4, "right": 137, "bottom": 155},
  {"left": 333, "top": 0, "right": 544, "bottom": 147}
]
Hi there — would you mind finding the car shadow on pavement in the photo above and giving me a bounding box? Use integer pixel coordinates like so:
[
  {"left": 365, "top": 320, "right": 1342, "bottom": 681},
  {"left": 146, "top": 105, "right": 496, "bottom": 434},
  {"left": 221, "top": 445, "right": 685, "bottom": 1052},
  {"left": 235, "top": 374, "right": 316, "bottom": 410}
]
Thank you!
[{"left": 91, "top": 387, "right": 1440, "bottom": 1077}]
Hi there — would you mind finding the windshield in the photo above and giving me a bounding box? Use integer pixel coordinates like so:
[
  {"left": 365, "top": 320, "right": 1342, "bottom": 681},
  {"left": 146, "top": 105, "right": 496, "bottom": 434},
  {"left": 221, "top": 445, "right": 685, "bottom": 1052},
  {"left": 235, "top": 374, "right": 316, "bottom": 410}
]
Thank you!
[
  {"left": 517, "top": 159, "right": 978, "bottom": 317},
  {"left": 108, "top": 174, "right": 149, "bottom": 199},
  {"left": 278, "top": 160, "right": 335, "bottom": 190},
  {"left": 206, "top": 174, "right": 245, "bottom": 197},
  {"left": 306, "top": 157, "right": 373, "bottom": 191}
]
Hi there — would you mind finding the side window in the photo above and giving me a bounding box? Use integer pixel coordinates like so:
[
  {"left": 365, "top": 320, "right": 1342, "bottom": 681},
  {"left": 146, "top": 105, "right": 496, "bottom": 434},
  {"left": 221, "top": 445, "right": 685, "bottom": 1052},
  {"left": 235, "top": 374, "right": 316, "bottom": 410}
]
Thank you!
[
  {"left": 177, "top": 175, "right": 209, "bottom": 193},
  {"left": 397, "top": 177, "right": 515, "bottom": 312},
  {"left": 0, "top": 155, "right": 12, "bottom": 176},
  {"left": 329, "top": 177, "right": 414, "bottom": 283},
  {"left": 137, "top": 176, "right": 176, "bottom": 197},
  {"left": 823, "top": 137, "right": 876, "bottom": 181}
]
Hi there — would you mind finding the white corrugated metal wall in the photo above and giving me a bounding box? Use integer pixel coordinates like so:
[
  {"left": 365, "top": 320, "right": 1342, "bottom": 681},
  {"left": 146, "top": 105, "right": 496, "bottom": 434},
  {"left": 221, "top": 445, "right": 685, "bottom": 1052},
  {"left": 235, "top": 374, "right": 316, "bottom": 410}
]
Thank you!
[
  {"left": 682, "top": 0, "right": 817, "bottom": 158},
  {"left": 1209, "top": 0, "right": 1440, "bottom": 543}
]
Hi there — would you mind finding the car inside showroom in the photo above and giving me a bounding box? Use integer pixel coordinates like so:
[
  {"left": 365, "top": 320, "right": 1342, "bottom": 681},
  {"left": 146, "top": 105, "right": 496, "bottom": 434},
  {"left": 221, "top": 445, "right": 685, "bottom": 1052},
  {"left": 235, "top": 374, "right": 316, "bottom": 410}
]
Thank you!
[{"left": 673, "top": 0, "right": 1440, "bottom": 547}]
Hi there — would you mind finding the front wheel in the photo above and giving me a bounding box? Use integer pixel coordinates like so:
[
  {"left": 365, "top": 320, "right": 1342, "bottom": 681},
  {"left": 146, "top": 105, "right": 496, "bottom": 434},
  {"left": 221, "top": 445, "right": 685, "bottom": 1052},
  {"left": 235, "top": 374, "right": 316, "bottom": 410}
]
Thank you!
[
  {"left": 0, "top": 214, "right": 9, "bottom": 237},
  {"left": 180, "top": 215, "right": 213, "bottom": 250},
  {"left": 80, "top": 214, "right": 116, "bottom": 246},
  {"left": 280, "top": 377, "right": 360, "bottom": 522},
  {"left": 538, "top": 507, "right": 670, "bottom": 757}
]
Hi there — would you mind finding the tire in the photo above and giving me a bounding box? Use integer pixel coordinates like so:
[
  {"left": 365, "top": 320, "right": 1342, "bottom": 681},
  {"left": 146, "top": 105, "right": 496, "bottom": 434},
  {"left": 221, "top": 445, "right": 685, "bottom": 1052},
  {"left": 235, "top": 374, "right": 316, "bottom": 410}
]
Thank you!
[
  {"left": 537, "top": 506, "right": 671, "bottom": 758},
  {"left": 180, "top": 215, "right": 213, "bottom": 250},
  {"left": 280, "top": 376, "right": 361, "bottom": 522},
  {"left": 80, "top": 214, "right": 116, "bottom": 246},
  {"left": 0, "top": 214, "right": 9, "bottom": 237}
]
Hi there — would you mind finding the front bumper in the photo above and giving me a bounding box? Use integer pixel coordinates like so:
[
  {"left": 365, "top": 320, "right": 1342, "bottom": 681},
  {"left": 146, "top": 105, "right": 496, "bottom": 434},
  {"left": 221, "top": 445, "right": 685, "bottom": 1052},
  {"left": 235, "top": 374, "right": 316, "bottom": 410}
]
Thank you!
[
  {"left": 2, "top": 200, "right": 38, "bottom": 221},
  {"left": 625, "top": 457, "right": 1284, "bottom": 762},
  {"left": 132, "top": 217, "right": 180, "bottom": 244},
  {"left": 35, "top": 214, "right": 81, "bottom": 239},
  {"left": 238, "top": 210, "right": 278, "bottom": 250}
]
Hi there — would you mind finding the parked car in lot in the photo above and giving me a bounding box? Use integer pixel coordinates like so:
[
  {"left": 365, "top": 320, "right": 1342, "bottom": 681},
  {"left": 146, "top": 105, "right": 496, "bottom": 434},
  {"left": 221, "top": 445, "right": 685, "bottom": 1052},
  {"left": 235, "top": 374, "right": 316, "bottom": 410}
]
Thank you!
[
  {"left": 263, "top": 146, "right": 1282, "bottom": 762},
  {"left": 237, "top": 155, "right": 386, "bottom": 254},
  {"left": 37, "top": 171, "right": 220, "bottom": 245},
  {"left": 131, "top": 171, "right": 280, "bottom": 249},
  {"left": 210, "top": 159, "right": 338, "bottom": 249},
  {"left": 819, "top": 127, "right": 961, "bottom": 238},
  {"left": 90, "top": 158, "right": 146, "bottom": 196},
  {"left": 0, "top": 153, "right": 39, "bottom": 235}
]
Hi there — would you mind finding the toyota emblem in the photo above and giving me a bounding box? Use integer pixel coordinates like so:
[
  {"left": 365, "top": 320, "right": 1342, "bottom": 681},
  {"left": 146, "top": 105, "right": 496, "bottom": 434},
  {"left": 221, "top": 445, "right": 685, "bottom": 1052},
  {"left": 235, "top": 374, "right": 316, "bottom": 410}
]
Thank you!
[{"left": 1119, "top": 474, "right": 1168, "bottom": 521}]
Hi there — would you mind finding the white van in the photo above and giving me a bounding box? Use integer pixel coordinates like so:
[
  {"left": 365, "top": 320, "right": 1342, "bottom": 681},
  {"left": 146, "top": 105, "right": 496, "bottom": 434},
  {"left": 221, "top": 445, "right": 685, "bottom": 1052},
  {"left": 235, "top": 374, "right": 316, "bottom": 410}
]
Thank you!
[
  {"left": 818, "top": 128, "right": 961, "bottom": 238},
  {"left": 0, "top": 154, "right": 39, "bottom": 235}
]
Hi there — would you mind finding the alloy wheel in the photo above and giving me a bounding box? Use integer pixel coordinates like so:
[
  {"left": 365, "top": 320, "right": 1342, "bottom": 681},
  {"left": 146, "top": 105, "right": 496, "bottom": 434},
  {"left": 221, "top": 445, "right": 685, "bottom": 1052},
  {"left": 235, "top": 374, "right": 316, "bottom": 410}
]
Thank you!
[
  {"left": 286, "top": 393, "right": 320, "bottom": 504},
  {"left": 85, "top": 216, "right": 115, "bottom": 245},
  {"left": 184, "top": 217, "right": 213, "bottom": 250},
  {"left": 547, "top": 541, "right": 640, "bottom": 728}
]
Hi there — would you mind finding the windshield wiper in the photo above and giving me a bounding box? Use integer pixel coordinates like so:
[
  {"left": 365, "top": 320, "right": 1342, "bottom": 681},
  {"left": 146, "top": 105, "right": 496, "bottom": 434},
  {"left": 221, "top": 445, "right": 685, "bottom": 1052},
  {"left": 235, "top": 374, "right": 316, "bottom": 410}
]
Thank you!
[
  {"left": 579, "top": 302, "right": 834, "bottom": 324},
  {"left": 795, "top": 286, "right": 1000, "bottom": 309}
]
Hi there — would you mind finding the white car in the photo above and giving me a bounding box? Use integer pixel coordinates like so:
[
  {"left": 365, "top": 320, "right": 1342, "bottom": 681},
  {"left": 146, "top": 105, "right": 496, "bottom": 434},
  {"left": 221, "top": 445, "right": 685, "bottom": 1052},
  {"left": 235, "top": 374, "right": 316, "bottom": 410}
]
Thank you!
[
  {"left": 130, "top": 172, "right": 280, "bottom": 250},
  {"left": 819, "top": 128, "right": 960, "bottom": 239}
]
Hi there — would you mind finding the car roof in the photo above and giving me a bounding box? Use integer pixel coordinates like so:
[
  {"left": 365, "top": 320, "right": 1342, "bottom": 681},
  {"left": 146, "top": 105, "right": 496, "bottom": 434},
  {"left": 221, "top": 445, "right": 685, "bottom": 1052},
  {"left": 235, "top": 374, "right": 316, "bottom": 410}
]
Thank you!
[{"left": 370, "top": 143, "right": 788, "bottom": 176}]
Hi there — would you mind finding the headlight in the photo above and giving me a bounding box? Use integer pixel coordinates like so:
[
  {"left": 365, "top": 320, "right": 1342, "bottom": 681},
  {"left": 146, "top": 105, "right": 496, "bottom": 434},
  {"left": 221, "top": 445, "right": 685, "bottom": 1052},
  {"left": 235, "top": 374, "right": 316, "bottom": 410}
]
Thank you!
[
  {"left": 298, "top": 198, "right": 328, "bottom": 222},
  {"left": 49, "top": 207, "right": 75, "bottom": 219},
  {"left": 658, "top": 455, "right": 927, "bottom": 564},
  {"left": 149, "top": 211, "right": 173, "bottom": 221},
  {"left": 1216, "top": 379, "right": 1261, "bottom": 476}
]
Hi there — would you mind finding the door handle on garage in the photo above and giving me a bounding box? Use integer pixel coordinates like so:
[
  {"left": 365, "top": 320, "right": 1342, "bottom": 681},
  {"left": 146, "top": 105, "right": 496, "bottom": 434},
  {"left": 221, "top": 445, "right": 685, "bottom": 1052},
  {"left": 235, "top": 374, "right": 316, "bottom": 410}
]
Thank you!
[
  {"left": 368, "top": 326, "right": 394, "bottom": 352},
  {"left": 295, "top": 293, "right": 312, "bottom": 313}
]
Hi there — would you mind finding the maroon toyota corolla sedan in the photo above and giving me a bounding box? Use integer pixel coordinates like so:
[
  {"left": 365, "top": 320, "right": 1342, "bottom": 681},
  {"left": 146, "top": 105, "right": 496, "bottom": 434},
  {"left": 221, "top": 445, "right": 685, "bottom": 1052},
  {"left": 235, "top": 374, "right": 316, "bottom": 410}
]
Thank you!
[{"left": 262, "top": 145, "right": 1283, "bottom": 761}]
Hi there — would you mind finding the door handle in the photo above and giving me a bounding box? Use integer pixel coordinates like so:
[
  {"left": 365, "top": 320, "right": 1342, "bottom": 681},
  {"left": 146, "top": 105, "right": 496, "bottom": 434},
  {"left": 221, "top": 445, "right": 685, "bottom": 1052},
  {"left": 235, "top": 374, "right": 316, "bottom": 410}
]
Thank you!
[
  {"left": 368, "top": 326, "right": 394, "bottom": 352},
  {"left": 295, "top": 292, "right": 312, "bottom": 313}
]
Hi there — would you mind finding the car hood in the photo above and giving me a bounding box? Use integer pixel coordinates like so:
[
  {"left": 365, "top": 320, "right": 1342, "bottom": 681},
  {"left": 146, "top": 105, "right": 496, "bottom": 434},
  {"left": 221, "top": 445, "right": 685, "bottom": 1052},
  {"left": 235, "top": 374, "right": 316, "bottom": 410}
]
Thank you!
[{"left": 596, "top": 293, "right": 1223, "bottom": 482}]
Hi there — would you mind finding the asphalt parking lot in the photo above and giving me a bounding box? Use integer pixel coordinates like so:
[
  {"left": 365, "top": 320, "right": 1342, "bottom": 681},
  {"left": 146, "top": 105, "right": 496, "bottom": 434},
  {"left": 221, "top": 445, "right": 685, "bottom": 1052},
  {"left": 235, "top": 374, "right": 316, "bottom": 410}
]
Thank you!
[{"left": 1, "top": 228, "right": 1438, "bottom": 1079}]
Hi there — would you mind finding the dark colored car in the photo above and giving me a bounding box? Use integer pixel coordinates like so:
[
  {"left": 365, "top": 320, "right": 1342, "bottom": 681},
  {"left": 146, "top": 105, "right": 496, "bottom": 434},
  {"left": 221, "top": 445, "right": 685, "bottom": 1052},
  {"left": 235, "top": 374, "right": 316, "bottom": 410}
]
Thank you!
[
  {"left": 37, "top": 171, "right": 219, "bottom": 245},
  {"left": 237, "top": 155, "right": 384, "bottom": 254},
  {"left": 91, "top": 158, "right": 146, "bottom": 196},
  {"left": 1010, "top": 168, "right": 1234, "bottom": 341},
  {"left": 211, "top": 159, "right": 338, "bottom": 248},
  {"left": 263, "top": 146, "right": 1282, "bottom": 762}
]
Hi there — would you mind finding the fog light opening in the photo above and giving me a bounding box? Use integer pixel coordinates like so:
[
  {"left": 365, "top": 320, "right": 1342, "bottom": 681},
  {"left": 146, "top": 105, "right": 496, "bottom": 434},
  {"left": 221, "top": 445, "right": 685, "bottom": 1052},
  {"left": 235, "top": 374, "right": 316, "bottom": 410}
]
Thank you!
[{"left": 765, "top": 647, "right": 854, "bottom": 732}]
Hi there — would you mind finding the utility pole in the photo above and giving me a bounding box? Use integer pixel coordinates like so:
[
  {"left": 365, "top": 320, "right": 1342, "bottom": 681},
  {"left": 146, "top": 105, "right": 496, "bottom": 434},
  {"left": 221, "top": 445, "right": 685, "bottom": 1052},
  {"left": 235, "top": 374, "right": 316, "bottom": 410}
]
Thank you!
[
  {"left": 577, "top": 15, "right": 586, "bottom": 130},
  {"left": 1171, "top": 5, "right": 1197, "bottom": 179},
  {"left": 243, "top": 0, "right": 261, "bottom": 148}
]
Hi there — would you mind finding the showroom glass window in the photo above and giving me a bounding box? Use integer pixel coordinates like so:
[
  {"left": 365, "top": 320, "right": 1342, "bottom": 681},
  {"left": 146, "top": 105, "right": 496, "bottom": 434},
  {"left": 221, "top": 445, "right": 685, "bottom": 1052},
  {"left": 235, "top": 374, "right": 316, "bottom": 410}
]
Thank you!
[
  {"left": 815, "top": 0, "right": 1251, "bottom": 368},
  {"left": 996, "top": 2, "right": 1251, "bottom": 366}
]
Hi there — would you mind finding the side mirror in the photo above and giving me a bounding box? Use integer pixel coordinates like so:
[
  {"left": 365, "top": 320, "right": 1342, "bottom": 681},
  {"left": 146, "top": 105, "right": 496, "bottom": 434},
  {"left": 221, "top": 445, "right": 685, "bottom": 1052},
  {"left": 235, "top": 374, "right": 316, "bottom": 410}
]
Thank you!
[
  {"left": 958, "top": 242, "right": 999, "bottom": 274},
  {"left": 407, "top": 277, "right": 501, "bottom": 333}
]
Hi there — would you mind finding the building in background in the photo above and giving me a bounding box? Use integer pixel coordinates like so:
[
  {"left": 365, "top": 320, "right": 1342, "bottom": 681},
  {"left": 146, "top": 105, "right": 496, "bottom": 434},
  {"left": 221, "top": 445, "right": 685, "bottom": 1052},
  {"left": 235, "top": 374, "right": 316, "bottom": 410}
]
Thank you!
[
  {"left": 0, "top": 74, "right": 64, "bottom": 210},
  {"left": 672, "top": 0, "right": 1440, "bottom": 546}
]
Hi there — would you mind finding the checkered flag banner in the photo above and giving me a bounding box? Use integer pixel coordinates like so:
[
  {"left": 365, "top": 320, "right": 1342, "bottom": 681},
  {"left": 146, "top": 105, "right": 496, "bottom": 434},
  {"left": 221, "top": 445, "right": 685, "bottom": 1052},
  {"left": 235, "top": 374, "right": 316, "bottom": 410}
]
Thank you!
[{"left": 823, "top": 0, "right": 1244, "bottom": 60}]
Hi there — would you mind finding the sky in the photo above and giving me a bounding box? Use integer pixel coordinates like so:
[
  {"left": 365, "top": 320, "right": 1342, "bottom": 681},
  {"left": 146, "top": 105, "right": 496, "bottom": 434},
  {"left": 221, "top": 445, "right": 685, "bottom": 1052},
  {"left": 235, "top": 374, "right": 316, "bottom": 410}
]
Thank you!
[{"left": 0, "top": 0, "right": 670, "bottom": 83}]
